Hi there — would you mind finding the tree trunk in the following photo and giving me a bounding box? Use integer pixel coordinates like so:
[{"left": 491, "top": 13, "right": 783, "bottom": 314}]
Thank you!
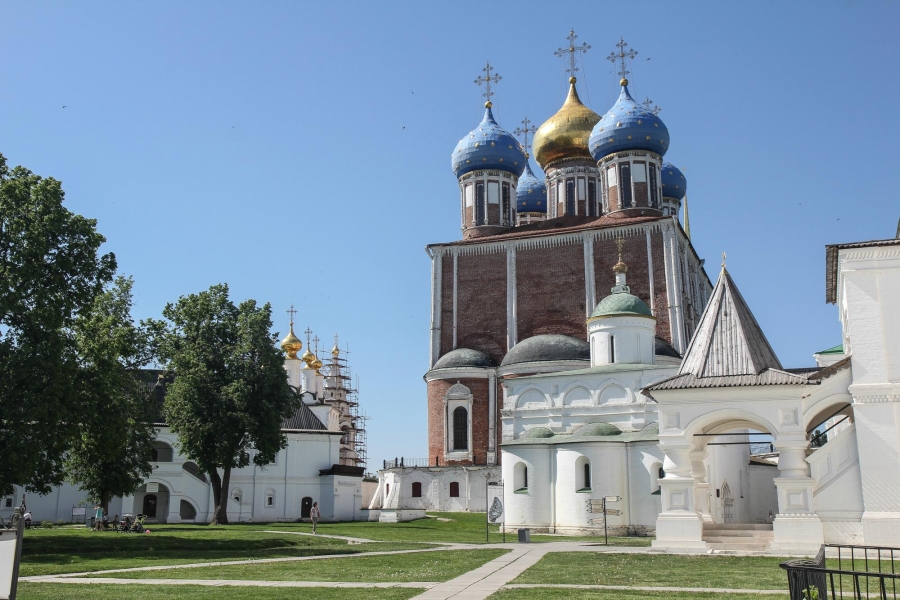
[
  {"left": 209, "top": 468, "right": 230, "bottom": 525},
  {"left": 101, "top": 493, "right": 110, "bottom": 522}
]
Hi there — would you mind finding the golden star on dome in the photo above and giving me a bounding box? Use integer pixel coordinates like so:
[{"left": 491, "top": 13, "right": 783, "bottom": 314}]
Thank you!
[
  {"left": 637, "top": 120, "right": 642, "bottom": 125},
  {"left": 608, "top": 137, "right": 614, "bottom": 142},
  {"left": 499, "top": 158, "right": 503, "bottom": 162},
  {"left": 491, "top": 142, "right": 495, "bottom": 147},
  {"left": 646, "top": 136, "right": 651, "bottom": 141},
  {"left": 627, "top": 135, "right": 632, "bottom": 140},
  {"left": 616, "top": 122, "right": 622, "bottom": 127}
]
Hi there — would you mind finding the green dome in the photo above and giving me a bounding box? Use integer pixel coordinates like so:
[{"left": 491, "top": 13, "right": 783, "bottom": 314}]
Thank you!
[
  {"left": 523, "top": 427, "right": 555, "bottom": 439},
  {"left": 573, "top": 422, "right": 622, "bottom": 437},
  {"left": 590, "top": 292, "right": 653, "bottom": 319}
]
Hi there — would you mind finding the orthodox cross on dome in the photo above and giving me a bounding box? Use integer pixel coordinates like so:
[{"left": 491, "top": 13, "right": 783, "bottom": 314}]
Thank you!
[
  {"left": 286, "top": 304, "right": 297, "bottom": 327},
  {"left": 312, "top": 335, "right": 320, "bottom": 355},
  {"left": 554, "top": 29, "right": 590, "bottom": 81},
  {"left": 514, "top": 117, "right": 537, "bottom": 156},
  {"left": 607, "top": 37, "right": 638, "bottom": 83},
  {"left": 303, "top": 326, "right": 313, "bottom": 348},
  {"left": 474, "top": 62, "right": 502, "bottom": 105},
  {"left": 642, "top": 97, "right": 662, "bottom": 115}
]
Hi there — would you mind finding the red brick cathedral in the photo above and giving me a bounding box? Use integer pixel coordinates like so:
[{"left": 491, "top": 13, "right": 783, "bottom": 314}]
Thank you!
[{"left": 424, "top": 43, "right": 712, "bottom": 469}]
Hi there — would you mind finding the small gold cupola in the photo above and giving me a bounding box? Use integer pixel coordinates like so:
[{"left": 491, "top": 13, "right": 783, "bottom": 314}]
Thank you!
[{"left": 280, "top": 305, "right": 303, "bottom": 359}]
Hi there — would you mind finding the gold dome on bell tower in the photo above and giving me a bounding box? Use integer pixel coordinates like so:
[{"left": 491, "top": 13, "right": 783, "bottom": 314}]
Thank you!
[
  {"left": 280, "top": 305, "right": 303, "bottom": 360},
  {"left": 532, "top": 77, "right": 600, "bottom": 170}
]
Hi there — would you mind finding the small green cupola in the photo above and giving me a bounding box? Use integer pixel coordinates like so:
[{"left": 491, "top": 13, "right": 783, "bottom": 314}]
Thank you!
[{"left": 587, "top": 237, "right": 658, "bottom": 366}]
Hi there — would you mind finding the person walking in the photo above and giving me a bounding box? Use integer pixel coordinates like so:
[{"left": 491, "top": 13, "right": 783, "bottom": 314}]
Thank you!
[
  {"left": 94, "top": 505, "right": 104, "bottom": 531},
  {"left": 310, "top": 502, "right": 320, "bottom": 534},
  {"left": 22, "top": 511, "right": 32, "bottom": 529}
]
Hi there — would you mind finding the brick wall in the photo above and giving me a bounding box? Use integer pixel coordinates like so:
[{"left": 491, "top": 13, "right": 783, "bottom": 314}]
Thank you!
[
  {"left": 456, "top": 253, "right": 507, "bottom": 363},
  {"left": 427, "top": 377, "right": 496, "bottom": 466},
  {"left": 516, "top": 243, "right": 587, "bottom": 341}
]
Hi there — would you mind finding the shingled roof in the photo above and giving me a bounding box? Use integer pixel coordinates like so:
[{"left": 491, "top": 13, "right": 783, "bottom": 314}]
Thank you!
[{"left": 647, "top": 266, "right": 810, "bottom": 391}]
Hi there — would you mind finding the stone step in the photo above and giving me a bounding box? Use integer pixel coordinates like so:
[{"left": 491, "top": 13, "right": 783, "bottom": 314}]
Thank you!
[
  {"left": 704, "top": 523, "right": 773, "bottom": 531},
  {"left": 703, "top": 530, "right": 774, "bottom": 538},
  {"left": 704, "top": 534, "right": 774, "bottom": 543},
  {"left": 706, "top": 541, "right": 770, "bottom": 551}
]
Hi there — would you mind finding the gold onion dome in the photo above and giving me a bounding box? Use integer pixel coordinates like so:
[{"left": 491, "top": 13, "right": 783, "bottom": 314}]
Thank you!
[
  {"left": 312, "top": 357, "right": 323, "bottom": 372},
  {"left": 613, "top": 260, "right": 628, "bottom": 274},
  {"left": 532, "top": 77, "right": 601, "bottom": 170},
  {"left": 301, "top": 348, "right": 315, "bottom": 365},
  {"left": 331, "top": 343, "right": 340, "bottom": 357},
  {"left": 280, "top": 327, "right": 302, "bottom": 360}
]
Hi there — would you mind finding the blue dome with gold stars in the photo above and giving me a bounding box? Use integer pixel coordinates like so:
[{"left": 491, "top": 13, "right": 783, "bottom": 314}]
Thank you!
[
  {"left": 516, "top": 161, "right": 547, "bottom": 213},
  {"left": 589, "top": 82, "right": 669, "bottom": 160},
  {"left": 660, "top": 162, "right": 686, "bottom": 200},
  {"left": 452, "top": 105, "right": 527, "bottom": 178}
]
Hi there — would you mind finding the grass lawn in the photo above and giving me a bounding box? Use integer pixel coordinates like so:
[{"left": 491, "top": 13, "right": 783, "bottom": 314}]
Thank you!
[
  {"left": 263, "top": 512, "right": 650, "bottom": 546},
  {"left": 511, "top": 552, "right": 790, "bottom": 590},
  {"left": 18, "top": 583, "right": 423, "bottom": 600},
  {"left": 492, "top": 590, "right": 787, "bottom": 599},
  {"left": 91, "top": 548, "right": 509, "bottom": 582},
  {"left": 20, "top": 526, "right": 428, "bottom": 577}
]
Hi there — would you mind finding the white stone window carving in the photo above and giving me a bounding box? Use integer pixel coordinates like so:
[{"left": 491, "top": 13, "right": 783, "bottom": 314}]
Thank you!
[
  {"left": 444, "top": 383, "right": 473, "bottom": 461},
  {"left": 231, "top": 488, "right": 243, "bottom": 504},
  {"left": 632, "top": 162, "right": 647, "bottom": 183},
  {"left": 607, "top": 166, "right": 617, "bottom": 186},
  {"left": 487, "top": 181, "right": 500, "bottom": 205},
  {"left": 514, "top": 462, "right": 528, "bottom": 492},
  {"left": 465, "top": 184, "right": 474, "bottom": 207},
  {"left": 265, "top": 488, "right": 275, "bottom": 508}
]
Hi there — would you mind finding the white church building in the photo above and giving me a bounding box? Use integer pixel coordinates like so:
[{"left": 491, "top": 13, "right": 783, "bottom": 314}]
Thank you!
[{"left": 0, "top": 329, "right": 371, "bottom": 525}]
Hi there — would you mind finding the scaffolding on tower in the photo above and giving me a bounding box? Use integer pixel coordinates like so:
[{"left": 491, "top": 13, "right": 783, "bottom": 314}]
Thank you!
[{"left": 321, "top": 337, "right": 368, "bottom": 471}]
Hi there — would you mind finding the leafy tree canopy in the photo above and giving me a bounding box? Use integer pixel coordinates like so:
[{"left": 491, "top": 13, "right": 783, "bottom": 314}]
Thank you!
[
  {"left": 66, "top": 276, "right": 157, "bottom": 513},
  {"left": 149, "top": 284, "right": 296, "bottom": 524},
  {"left": 0, "top": 153, "right": 116, "bottom": 495}
]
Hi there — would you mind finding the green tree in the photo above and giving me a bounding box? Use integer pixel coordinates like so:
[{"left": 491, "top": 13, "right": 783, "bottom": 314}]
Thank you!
[
  {"left": 150, "top": 284, "right": 296, "bottom": 524},
  {"left": 67, "top": 276, "right": 157, "bottom": 515},
  {"left": 0, "top": 153, "right": 116, "bottom": 495}
]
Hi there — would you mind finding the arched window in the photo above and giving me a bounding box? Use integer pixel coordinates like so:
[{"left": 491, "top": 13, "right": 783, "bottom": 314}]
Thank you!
[
  {"left": 514, "top": 462, "right": 528, "bottom": 492},
  {"left": 449, "top": 482, "right": 460, "bottom": 498},
  {"left": 412, "top": 482, "right": 422, "bottom": 498},
  {"left": 453, "top": 407, "right": 468, "bottom": 451},
  {"left": 658, "top": 466, "right": 666, "bottom": 480},
  {"left": 265, "top": 488, "right": 275, "bottom": 507},
  {"left": 584, "top": 463, "right": 591, "bottom": 490},
  {"left": 609, "top": 335, "right": 616, "bottom": 363}
]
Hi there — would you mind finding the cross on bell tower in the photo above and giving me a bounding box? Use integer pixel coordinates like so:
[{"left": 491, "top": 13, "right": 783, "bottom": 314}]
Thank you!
[
  {"left": 554, "top": 29, "right": 591, "bottom": 82},
  {"left": 474, "top": 62, "right": 502, "bottom": 107},
  {"left": 303, "top": 327, "right": 313, "bottom": 348},
  {"left": 514, "top": 117, "right": 538, "bottom": 157},
  {"left": 607, "top": 37, "right": 638, "bottom": 84}
]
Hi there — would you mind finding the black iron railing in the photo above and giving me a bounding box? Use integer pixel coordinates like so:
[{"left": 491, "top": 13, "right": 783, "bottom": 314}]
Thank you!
[{"left": 781, "top": 544, "right": 900, "bottom": 599}]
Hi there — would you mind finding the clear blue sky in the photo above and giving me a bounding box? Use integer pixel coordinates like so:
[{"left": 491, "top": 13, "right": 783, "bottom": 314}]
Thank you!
[{"left": 3, "top": 1, "right": 899, "bottom": 469}]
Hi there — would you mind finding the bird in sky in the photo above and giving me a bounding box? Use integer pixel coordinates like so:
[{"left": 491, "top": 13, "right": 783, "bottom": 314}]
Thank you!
[{"left": 62, "top": 105, "right": 67, "bottom": 108}]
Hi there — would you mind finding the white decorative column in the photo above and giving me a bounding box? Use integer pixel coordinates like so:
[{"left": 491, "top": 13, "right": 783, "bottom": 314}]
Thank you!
[
  {"left": 653, "top": 443, "right": 706, "bottom": 549},
  {"left": 430, "top": 249, "right": 442, "bottom": 367},
  {"left": 583, "top": 235, "right": 595, "bottom": 317},
  {"left": 506, "top": 244, "right": 517, "bottom": 351},
  {"left": 452, "top": 252, "right": 458, "bottom": 349},
  {"left": 690, "top": 450, "right": 713, "bottom": 523},
  {"left": 487, "top": 371, "right": 497, "bottom": 465},
  {"left": 771, "top": 438, "right": 824, "bottom": 553},
  {"left": 645, "top": 227, "right": 656, "bottom": 314}
]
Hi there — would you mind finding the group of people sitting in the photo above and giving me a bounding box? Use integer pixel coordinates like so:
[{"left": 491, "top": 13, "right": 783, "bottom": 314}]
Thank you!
[{"left": 91, "top": 507, "right": 146, "bottom": 533}]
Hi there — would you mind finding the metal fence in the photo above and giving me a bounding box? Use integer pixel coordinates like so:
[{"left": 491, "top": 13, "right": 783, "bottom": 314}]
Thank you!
[{"left": 781, "top": 544, "right": 900, "bottom": 599}]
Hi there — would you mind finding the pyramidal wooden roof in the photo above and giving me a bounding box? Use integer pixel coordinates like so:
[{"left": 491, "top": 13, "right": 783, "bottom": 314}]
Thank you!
[{"left": 647, "top": 267, "right": 813, "bottom": 391}]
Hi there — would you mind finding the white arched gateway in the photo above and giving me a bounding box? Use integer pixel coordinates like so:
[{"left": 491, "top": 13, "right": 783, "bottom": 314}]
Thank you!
[{"left": 643, "top": 259, "right": 883, "bottom": 553}]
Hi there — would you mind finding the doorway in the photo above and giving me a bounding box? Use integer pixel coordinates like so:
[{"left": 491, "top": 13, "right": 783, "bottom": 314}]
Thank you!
[
  {"left": 722, "top": 482, "right": 734, "bottom": 524},
  {"left": 143, "top": 494, "right": 157, "bottom": 518},
  {"left": 301, "top": 497, "right": 313, "bottom": 519}
]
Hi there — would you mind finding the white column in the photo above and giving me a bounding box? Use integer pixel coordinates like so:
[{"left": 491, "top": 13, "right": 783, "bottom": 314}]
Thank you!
[
  {"left": 452, "top": 252, "right": 458, "bottom": 349},
  {"left": 670, "top": 227, "right": 686, "bottom": 352},
  {"left": 645, "top": 227, "right": 655, "bottom": 314},
  {"left": 690, "top": 450, "right": 713, "bottom": 523},
  {"left": 583, "top": 235, "right": 595, "bottom": 318},
  {"left": 506, "top": 244, "right": 517, "bottom": 351},
  {"left": 653, "top": 443, "right": 706, "bottom": 549},
  {"left": 661, "top": 226, "right": 682, "bottom": 352},
  {"left": 488, "top": 371, "right": 497, "bottom": 465},
  {"left": 771, "top": 437, "right": 824, "bottom": 553},
  {"left": 430, "top": 249, "right": 442, "bottom": 367}
]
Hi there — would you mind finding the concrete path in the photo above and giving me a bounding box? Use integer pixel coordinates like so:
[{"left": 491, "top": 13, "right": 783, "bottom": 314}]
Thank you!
[
  {"left": 29, "top": 578, "right": 437, "bottom": 589},
  {"left": 261, "top": 530, "right": 375, "bottom": 544},
  {"left": 507, "top": 583, "right": 787, "bottom": 595},
  {"left": 412, "top": 546, "right": 547, "bottom": 600}
]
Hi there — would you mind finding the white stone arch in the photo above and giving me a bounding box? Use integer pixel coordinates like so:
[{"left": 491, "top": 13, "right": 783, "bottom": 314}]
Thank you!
[
  {"left": 682, "top": 408, "right": 780, "bottom": 450},
  {"left": 560, "top": 382, "right": 592, "bottom": 407},
  {"left": 803, "top": 392, "right": 853, "bottom": 433},
  {"left": 178, "top": 497, "right": 200, "bottom": 521},
  {"left": 516, "top": 387, "right": 549, "bottom": 409},
  {"left": 598, "top": 381, "right": 630, "bottom": 406}
]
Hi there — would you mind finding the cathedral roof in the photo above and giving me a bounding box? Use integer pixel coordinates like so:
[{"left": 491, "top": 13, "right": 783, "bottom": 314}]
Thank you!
[
  {"left": 590, "top": 82, "right": 669, "bottom": 160},
  {"left": 281, "top": 402, "right": 327, "bottom": 431},
  {"left": 429, "top": 214, "right": 667, "bottom": 247},
  {"left": 452, "top": 105, "right": 527, "bottom": 178},
  {"left": 501, "top": 334, "right": 589, "bottom": 366},
  {"left": 661, "top": 162, "right": 687, "bottom": 200},
  {"left": 516, "top": 161, "right": 547, "bottom": 214},
  {"left": 432, "top": 347, "right": 497, "bottom": 369}
]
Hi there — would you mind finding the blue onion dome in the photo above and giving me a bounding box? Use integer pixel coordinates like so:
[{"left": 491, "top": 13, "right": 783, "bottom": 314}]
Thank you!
[
  {"left": 532, "top": 78, "right": 601, "bottom": 170},
  {"left": 452, "top": 104, "right": 527, "bottom": 178},
  {"left": 516, "top": 160, "right": 547, "bottom": 213},
  {"left": 589, "top": 81, "right": 670, "bottom": 160},
  {"left": 660, "top": 161, "right": 687, "bottom": 200}
]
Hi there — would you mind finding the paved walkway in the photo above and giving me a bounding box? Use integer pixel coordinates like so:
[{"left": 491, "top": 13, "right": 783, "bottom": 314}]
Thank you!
[
  {"left": 261, "top": 530, "right": 376, "bottom": 544},
  {"left": 412, "top": 546, "right": 547, "bottom": 599}
]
